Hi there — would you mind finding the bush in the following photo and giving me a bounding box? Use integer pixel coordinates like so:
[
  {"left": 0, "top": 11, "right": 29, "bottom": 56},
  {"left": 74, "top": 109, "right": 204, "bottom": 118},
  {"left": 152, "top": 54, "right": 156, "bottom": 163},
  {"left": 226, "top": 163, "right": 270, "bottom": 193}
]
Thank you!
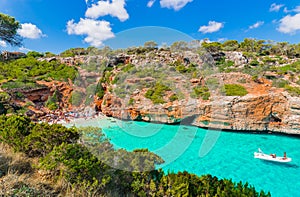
[
  {"left": 205, "top": 78, "right": 220, "bottom": 90},
  {"left": 24, "top": 123, "right": 79, "bottom": 157},
  {"left": 70, "top": 91, "right": 85, "bottom": 106},
  {"left": 121, "top": 63, "right": 135, "bottom": 72},
  {"left": 145, "top": 83, "right": 170, "bottom": 104},
  {"left": 39, "top": 143, "right": 108, "bottom": 191},
  {"left": 128, "top": 98, "right": 134, "bottom": 105},
  {"left": 95, "top": 82, "right": 105, "bottom": 99},
  {"left": 218, "top": 60, "right": 235, "bottom": 73},
  {"left": 176, "top": 64, "right": 188, "bottom": 73},
  {"left": 0, "top": 115, "right": 79, "bottom": 157},
  {"left": 1, "top": 80, "right": 42, "bottom": 90},
  {"left": 0, "top": 115, "right": 32, "bottom": 152},
  {"left": 272, "top": 79, "right": 289, "bottom": 88},
  {"left": 46, "top": 90, "right": 60, "bottom": 110},
  {"left": 222, "top": 84, "right": 248, "bottom": 96},
  {"left": 250, "top": 60, "right": 259, "bottom": 66},
  {"left": 191, "top": 86, "right": 210, "bottom": 100},
  {"left": 0, "top": 57, "right": 78, "bottom": 82},
  {"left": 169, "top": 94, "right": 178, "bottom": 102},
  {"left": 284, "top": 85, "right": 300, "bottom": 96}
]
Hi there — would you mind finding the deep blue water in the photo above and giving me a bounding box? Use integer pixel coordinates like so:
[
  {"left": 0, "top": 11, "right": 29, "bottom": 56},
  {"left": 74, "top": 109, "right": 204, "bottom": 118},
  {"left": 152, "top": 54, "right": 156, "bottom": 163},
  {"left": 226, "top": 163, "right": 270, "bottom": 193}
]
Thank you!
[{"left": 68, "top": 118, "right": 300, "bottom": 197}]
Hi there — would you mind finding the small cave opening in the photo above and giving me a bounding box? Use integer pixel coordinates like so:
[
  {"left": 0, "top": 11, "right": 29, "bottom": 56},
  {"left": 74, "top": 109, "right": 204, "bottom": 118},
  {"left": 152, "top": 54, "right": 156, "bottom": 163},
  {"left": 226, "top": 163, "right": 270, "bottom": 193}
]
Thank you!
[{"left": 270, "top": 113, "right": 282, "bottom": 123}]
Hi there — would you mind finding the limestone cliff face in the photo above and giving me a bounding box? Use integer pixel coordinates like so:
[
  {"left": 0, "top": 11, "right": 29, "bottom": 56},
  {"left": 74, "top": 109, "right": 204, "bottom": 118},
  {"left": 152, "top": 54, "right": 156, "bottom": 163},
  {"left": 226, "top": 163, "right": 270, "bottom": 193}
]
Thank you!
[
  {"left": 99, "top": 91, "right": 300, "bottom": 134},
  {"left": 37, "top": 80, "right": 73, "bottom": 109},
  {"left": 39, "top": 50, "right": 300, "bottom": 134},
  {"left": 194, "top": 93, "right": 300, "bottom": 134}
]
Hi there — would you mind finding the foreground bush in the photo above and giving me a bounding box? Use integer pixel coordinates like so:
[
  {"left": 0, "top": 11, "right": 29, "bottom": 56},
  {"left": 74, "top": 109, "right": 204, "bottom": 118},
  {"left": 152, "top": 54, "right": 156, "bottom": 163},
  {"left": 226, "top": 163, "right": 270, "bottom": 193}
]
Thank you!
[{"left": 0, "top": 115, "right": 79, "bottom": 157}]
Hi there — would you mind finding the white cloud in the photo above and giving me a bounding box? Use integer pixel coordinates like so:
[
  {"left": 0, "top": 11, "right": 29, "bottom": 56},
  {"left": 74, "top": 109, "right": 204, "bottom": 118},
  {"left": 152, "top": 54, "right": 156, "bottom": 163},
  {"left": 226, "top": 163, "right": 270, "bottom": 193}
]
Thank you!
[
  {"left": 277, "top": 13, "right": 300, "bottom": 34},
  {"left": 19, "top": 46, "right": 31, "bottom": 52},
  {"left": 282, "top": 5, "right": 300, "bottom": 13},
  {"left": 85, "top": 0, "right": 129, "bottom": 22},
  {"left": 270, "top": 3, "right": 284, "bottom": 12},
  {"left": 17, "top": 23, "right": 45, "bottom": 39},
  {"left": 160, "top": 0, "right": 193, "bottom": 11},
  {"left": 217, "top": 38, "right": 227, "bottom": 42},
  {"left": 0, "top": 40, "right": 7, "bottom": 47},
  {"left": 293, "top": 6, "right": 300, "bottom": 13},
  {"left": 198, "top": 21, "right": 224, "bottom": 34},
  {"left": 147, "top": 0, "right": 156, "bottom": 8},
  {"left": 67, "top": 18, "right": 115, "bottom": 47},
  {"left": 249, "top": 21, "right": 264, "bottom": 29}
]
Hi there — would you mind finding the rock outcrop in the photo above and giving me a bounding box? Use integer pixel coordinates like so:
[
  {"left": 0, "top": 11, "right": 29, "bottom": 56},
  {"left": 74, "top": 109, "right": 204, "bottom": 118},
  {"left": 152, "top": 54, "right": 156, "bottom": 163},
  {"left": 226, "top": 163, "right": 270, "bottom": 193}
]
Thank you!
[
  {"left": 37, "top": 49, "right": 300, "bottom": 134},
  {"left": 99, "top": 91, "right": 300, "bottom": 134},
  {"left": 194, "top": 93, "right": 298, "bottom": 133}
]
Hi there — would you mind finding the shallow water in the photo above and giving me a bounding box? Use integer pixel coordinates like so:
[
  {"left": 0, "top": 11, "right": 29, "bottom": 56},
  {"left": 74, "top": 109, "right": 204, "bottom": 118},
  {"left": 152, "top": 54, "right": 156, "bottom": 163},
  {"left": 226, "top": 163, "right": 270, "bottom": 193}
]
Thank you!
[{"left": 68, "top": 117, "right": 300, "bottom": 197}]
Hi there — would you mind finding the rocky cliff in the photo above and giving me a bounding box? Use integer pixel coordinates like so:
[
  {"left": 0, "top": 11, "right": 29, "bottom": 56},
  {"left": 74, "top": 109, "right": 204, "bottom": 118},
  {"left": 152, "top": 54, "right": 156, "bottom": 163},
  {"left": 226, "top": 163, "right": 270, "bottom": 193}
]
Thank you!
[
  {"left": 194, "top": 92, "right": 300, "bottom": 134},
  {"left": 98, "top": 89, "right": 300, "bottom": 134},
  {"left": 19, "top": 48, "right": 300, "bottom": 134},
  {"left": 90, "top": 49, "right": 300, "bottom": 135}
]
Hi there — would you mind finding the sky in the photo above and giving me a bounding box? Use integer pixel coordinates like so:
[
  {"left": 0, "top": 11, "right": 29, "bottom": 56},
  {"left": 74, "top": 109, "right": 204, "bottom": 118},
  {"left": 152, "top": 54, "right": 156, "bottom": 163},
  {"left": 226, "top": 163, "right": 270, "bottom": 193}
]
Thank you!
[{"left": 1, "top": 0, "right": 300, "bottom": 54}]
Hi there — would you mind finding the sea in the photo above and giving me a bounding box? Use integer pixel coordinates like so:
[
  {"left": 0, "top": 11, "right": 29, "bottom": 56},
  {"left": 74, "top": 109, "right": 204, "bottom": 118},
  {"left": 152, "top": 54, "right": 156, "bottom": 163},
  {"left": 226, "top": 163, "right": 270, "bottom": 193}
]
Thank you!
[{"left": 64, "top": 117, "right": 300, "bottom": 197}]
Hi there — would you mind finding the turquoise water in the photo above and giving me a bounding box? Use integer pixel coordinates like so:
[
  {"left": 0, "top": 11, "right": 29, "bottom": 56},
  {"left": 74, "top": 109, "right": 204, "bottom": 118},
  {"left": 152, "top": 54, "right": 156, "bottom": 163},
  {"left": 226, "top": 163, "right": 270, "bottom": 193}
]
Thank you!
[{"left": 69, "top": 118, "right": 300, "bottom": 197}]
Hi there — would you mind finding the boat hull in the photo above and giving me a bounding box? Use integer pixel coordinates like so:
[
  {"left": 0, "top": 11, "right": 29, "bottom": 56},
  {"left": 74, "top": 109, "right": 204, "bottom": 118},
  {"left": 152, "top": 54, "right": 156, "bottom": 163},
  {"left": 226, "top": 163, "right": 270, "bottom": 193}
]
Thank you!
[{"left": 254, "top": 152, "right": 292, "bottom": 163}]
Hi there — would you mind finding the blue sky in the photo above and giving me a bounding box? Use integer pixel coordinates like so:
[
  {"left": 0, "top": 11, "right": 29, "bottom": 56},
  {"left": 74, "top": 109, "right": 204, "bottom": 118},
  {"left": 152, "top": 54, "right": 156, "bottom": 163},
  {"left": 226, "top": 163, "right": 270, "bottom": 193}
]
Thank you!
[{"left": 1, "top": 0, "right": 300, "bottom": 54}]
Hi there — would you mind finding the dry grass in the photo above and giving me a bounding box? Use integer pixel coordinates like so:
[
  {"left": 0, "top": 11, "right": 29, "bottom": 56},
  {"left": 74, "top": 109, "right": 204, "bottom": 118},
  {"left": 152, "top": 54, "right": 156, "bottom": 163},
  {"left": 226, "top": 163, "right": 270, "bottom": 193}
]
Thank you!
[
  {"left": 0, "top": 143, "right": 59, "bottom": 196},
  {"left": 0, "top": 143, "right": 109, "bottom": 197}
]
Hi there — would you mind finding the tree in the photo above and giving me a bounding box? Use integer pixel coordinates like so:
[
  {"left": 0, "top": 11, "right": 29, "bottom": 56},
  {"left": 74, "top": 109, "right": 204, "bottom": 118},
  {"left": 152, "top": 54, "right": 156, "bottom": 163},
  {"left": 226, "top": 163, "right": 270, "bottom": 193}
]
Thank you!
[
  {"left": 222, "top": 40, "right": 239, "bottom": 51},
  {"left": 170, "top": 41, "right": 188, "bottom": 51},
  {"left": 144, "top": 41, "right": 158, "bottom": 49},
  {"left": 0, "top": 13, "right": 22, "bottom": 47},
  {"left": 27, "top": 51, "right": 44, "bottom": 58},
  {"left": 201, "top": 41, "right": 222, "bottom": 53},
  {"left": 45, "top": 51, "right": 56, "bottom": 57},
  {"left": 240, "top": 38, "right": 256, "bottom": 52}
]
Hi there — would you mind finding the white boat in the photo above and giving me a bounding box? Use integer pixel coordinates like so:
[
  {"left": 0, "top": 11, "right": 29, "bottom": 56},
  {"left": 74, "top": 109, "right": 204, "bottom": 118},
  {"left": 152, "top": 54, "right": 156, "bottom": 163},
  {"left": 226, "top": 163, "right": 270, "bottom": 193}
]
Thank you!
[{"left": 254, "top": 148, "right": 292, "bottom": 163}]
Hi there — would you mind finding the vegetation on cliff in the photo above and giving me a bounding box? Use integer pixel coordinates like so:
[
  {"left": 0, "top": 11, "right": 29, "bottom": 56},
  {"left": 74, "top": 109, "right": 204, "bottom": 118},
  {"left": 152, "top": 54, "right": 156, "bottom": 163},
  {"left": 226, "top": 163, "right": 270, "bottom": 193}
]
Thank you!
[{"left": 0, "top": 115, "right": 270, "bottom": 196}]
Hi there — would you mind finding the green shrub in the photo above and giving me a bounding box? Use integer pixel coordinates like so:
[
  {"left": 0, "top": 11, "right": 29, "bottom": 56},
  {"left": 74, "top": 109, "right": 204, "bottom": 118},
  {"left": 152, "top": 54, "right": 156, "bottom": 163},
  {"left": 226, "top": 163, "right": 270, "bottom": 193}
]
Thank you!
[
  {"left": 24, "top": 123, "right": 79, "bottom": 157},
  {"left": 95, "top": 82, "right": 105, "bottom": 98},
  {"left": 0, "top": 57, "right": 78, "bottom": 82},
  {"left": 284, "top": 85, "right": 300, "bottom": 96},
  {"left": 0, "top": 115, "right": 79, "bottom": 157},
  {"left": 46, "top": 90, "right": 60, "bottom": 110},
  {"left": 250, "top": 60, "right": 259, "bottom": 66},
  {"left": 40, "top": 143, "right": 108, "bottom": 190},
  {"left": 191, "top": 86, "right": 210, "bottom": 100},
  {"left": 176, "top": 64, "right": 188, "bottom": 73},
  {"left": 205, "top": 78, "right": 220, "bottom": 90},
  {"left": 218, "top": 60, "right": 235, "bottom": 72},
  {"left": 128, "top": 98, "right": 134, "bottom": 105},
  {"left": 145, "top": 83, "right": 170, "bottom": 104},
  {"left": 122, "top": 63, "right": 135, "bottom": 72},
  {"left": 169, "top": 94, "right": 178, "bottom": 102},
  {"left": 0, "top": 115, "right": 32, "bottom": 152},
  {"left": 1, "top": 80, "right": 42, "bottom": 90},
  {"left": 272, "top": 79, "right": 289, "bottom": 88},
  {"left": 70, "top": 91, "right": 85, "bottom": 106},
  {"left": 222, "top": 84, "right": 248, "bottom": 96}
]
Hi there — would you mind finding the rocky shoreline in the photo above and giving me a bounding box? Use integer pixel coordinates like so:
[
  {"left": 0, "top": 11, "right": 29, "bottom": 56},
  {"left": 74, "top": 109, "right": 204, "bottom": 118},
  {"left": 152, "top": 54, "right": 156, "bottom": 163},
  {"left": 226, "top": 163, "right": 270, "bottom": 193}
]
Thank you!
[{"left": 96, "top": 91, "right": 300, "bottom": 135}]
